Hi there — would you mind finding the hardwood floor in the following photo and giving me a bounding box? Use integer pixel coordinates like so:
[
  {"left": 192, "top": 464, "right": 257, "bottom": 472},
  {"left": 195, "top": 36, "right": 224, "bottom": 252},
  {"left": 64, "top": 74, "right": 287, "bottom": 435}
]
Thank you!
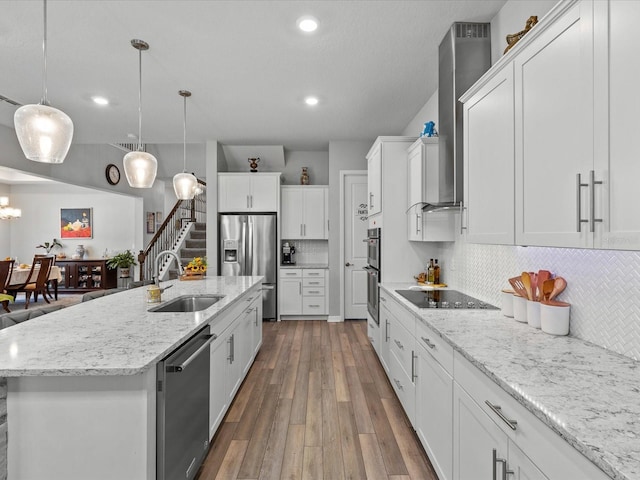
[{"left": 196, "top": 320, "right": 438, "bottom": 480}]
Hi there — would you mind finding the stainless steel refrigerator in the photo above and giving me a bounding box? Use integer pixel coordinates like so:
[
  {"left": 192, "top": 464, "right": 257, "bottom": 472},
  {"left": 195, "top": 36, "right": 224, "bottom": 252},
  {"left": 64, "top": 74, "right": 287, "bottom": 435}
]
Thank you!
[{"left": 218, "top": 213, "right": 277, "bottom": 320}]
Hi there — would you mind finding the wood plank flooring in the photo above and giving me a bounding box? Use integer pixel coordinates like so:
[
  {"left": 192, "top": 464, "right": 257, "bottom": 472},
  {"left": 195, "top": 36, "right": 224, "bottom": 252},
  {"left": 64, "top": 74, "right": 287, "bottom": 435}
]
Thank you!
[{"left": 196, "top": 320, "right": 438, "bottom": 480}]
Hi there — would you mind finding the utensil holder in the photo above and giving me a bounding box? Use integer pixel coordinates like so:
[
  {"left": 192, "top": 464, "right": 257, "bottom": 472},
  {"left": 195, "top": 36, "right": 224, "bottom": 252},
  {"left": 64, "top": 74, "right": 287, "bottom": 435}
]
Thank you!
[
  {"left": 526, "top": 300, "right": 541, "bottom": 329},
  {"left": 501, "top": 291, "right": 514, "bottom": 317},
  {"left": 540, "top": 303, "right": 570, "bottom": 335},
  {"left": 512, "top": 295, "right": 527, "bottom": 323}
]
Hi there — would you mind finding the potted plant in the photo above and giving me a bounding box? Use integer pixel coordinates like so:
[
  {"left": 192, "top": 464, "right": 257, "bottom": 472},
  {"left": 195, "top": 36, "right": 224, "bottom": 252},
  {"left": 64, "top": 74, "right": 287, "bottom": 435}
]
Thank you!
[
  {"left": 36, "top": 238, "right": 63, "bottom": 254},
  {"left": 106, "top": 249, "right": 137, "bottom": 278}
]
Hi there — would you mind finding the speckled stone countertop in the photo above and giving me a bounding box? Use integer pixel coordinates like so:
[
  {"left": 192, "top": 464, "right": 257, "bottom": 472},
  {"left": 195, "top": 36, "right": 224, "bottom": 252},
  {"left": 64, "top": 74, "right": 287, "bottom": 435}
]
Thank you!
[
  {"left": 0, "top": 276, "right": 262, "bottom": 377},
  {"left": 382, "top": 283, "right": 639, "bottom": 480}
]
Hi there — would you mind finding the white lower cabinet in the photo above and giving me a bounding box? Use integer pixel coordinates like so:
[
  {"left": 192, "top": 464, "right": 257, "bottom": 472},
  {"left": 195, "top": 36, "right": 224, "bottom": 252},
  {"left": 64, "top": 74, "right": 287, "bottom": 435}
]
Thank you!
[
  {"left": 415, "top": 324, "right": 453, "bottom": 480},
  {"left": 367, "top": 313, "right": 380, "bottom": 357},
  {"left": 379, "top": 303, "right": 392, "bottom": 374},
  {"left": 279, "top": 268, "right": 328, "bottom": 317},
  {"left": 209, "top": 287, "right": 262, "bottom": 440}
]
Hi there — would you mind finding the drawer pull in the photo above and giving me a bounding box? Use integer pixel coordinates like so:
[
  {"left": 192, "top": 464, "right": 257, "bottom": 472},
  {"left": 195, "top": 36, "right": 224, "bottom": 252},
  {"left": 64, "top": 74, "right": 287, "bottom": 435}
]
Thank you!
[
  {"left": 308, "top": 273, "right": 320, "bottom": 276},
  {"left": 308, "top": 281, "right": 320, "bottom": 285},
  {"left": 309, "top": 304, "right": 320, "bottom": 308},
  {"left": 394, "top": 339, "right": 404, "bottom": 350},
  {"left": 485, "top": 401, "right": 518, "bottom": 431},
  {"left": 368, "top": 336, "right": 374, "bottom": 343},
  {"left": 393, "top": 378, "right": 404, "bottom": 391},
  {"left": 285, "top": 272, "right": 297, "bottom": 276},
  {"left": 380, "top": 296, "right": 387, "bottom": 302},
  {"left": 411, "top": 351, "right": 417, "bottom": 382},
  {"left": 245, "top": 296, "right": 254, "bottom": 302},
  {"left": 492, "top": 449, "right": 514, "bottom": 480},
  {"left": 308, "top": 290, "right": 320, "bottom": 294},
  {"left": 421, "top": 337, "right": 436, "bottom": 349}
]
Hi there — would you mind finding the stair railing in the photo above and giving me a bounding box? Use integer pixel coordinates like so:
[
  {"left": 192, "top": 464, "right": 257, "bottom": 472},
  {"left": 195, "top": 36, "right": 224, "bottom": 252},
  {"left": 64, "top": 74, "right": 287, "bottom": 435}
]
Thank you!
[{"left": 138, "top": 179, "right": 206, "bottom": 281}]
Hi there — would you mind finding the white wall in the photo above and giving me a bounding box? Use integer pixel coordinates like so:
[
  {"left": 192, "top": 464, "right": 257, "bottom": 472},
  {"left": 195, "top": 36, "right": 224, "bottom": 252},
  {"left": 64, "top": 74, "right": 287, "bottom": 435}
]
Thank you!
[
  {"left": 280, "top": 151, "right": 329, "bottom": 186},
  {"left": 9, "top": 183, "right": 138, "bottom": 265},
  {"left": 0, "top": 183, "right": 12, "bottom": 257}
]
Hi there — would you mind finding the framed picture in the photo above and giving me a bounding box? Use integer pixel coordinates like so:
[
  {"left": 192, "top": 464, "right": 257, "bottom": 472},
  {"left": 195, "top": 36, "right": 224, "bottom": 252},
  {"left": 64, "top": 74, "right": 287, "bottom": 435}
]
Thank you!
[
  {"left": 61, "top": 208, "right": 93, "bottom": 238},
  {"left": 156, "top": 211, "right": 163, "bottom": 231},
  {"left": 146, "top": 212, "right": 155, "bottom": 234}
]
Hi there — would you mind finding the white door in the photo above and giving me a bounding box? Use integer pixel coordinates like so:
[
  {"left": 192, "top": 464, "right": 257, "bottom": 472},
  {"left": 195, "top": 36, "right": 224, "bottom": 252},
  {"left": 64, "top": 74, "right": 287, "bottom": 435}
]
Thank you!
[{"left": 343, "top": 172, "right": 368, "bottom": 319}]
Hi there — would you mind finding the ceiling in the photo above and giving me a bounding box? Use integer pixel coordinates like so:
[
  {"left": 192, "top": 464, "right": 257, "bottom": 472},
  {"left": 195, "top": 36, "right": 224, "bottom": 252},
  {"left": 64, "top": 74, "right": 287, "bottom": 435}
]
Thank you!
[{"left": 0, "top": 0, "right": 506, "bottom": 152}]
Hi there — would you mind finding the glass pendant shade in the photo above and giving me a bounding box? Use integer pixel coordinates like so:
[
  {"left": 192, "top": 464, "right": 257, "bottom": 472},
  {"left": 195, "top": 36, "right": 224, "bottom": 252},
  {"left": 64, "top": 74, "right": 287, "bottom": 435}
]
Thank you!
[
  {"left": 14, "top": 0, "right": 73, "bottom": 164},
  {"left": 123, "top": 150, "right": 157, "bottom": 188},
  {"left": 14, "top": 104, "right": 73, "bottom": 164},
  {"left": 173, "top": 172, "right": 198, "bottom": 200}
]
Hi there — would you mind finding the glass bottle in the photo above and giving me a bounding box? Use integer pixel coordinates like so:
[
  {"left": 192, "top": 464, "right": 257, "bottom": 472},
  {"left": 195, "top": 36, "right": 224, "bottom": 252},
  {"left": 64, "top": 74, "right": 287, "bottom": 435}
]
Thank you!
[
  {"left": 427, "top": 258, "right": 435, "bottom": 284},
  {"left": 434, "top": 259, "right": 441, "bottom": 284}
]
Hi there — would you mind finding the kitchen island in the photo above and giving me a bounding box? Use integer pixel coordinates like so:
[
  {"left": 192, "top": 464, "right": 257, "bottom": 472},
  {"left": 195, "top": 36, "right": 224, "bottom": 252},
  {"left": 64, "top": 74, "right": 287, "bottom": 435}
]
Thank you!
[
  {"left": 380, "top": 283, "right": 639, "bottom": 480},
  {"left": 0, "top": 276, "right": 263, "bottom": 480}
]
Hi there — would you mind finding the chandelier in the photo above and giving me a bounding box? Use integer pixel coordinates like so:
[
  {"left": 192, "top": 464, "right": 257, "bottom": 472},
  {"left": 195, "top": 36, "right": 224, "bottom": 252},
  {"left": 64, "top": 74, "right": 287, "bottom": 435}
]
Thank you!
[{"left": 0, "top": 197, "right": 22, "bottom": 220}]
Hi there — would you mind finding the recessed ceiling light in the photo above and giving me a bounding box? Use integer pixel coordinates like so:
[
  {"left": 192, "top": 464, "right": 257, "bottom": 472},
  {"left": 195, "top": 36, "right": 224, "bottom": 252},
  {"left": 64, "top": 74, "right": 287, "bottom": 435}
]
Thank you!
[
  {"left": 297, "top": 15, "right": 318, "bottom": 33},
  {"left": 92, "top": 96, "right": 109, "bottom": 106},
  {"left": 305, "top": 96, "right": 319, "bottom": 106}
]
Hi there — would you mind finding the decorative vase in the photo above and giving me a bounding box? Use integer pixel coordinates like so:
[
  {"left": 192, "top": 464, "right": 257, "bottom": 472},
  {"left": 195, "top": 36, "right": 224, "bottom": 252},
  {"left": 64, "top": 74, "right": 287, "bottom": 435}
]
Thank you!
[
  {"left": 248, "top": 157, "right": 260, "bottom": 172},
  {"left": 300, "top": 167, "right": 309, "bottom": 185},
  {"left": 75, "top": 245, "right": 85, "bottom": 259},
  {"left": 119, "top": 267, "right": 130, "bottom": 278}
]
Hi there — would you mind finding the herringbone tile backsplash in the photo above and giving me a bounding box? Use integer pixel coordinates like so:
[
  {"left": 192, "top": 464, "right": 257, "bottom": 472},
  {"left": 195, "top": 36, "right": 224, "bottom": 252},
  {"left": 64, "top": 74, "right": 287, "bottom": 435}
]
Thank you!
[{"left": 439, "top": 241, "right": 640, "bottom": 361}]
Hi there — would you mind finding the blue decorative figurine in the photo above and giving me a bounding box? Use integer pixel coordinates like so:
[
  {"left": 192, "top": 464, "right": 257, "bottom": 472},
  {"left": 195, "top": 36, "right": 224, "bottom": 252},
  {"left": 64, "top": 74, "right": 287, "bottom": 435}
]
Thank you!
[{"left": 421, "top": 121, "right": 437, "bottom": 137}]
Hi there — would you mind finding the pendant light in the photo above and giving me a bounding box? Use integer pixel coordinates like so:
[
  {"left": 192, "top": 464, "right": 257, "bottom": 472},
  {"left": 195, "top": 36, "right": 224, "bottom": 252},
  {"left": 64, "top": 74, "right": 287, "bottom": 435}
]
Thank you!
[
  {"left": 14, "top": 0, "right": 73, "bottom": 164},
  {"left": 123, "top": 39, "right": 157, "bottom": 188},
  {"left": 173, "top": 90, "right": 198, "bottom": 200}
]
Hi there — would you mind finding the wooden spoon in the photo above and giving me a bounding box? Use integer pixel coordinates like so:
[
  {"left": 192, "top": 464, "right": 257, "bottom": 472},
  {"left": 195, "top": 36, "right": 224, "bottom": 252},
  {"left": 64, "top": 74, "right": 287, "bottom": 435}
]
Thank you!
[
  {"left": 549, "top": 277, "right": 567, "bottom": 301},
  {"left": 536, "top": 270, "right": 551, "bottom": 301},
  {"left": 508, "top": 277, "right": 527, "bottom": 299},
  {"left": 542, "top": 279, "right": 555, "bottom": 302},
  {"left": 521, "top": 272, "right": 533, "bottom": 301},
  {"left": 529, "top": 272, "right": 538, "bottom": 301}
]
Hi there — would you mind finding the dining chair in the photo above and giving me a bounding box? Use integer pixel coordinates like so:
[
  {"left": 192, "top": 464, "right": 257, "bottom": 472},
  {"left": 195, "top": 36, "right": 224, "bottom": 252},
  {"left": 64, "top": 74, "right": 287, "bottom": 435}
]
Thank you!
[
  {"left": 0, "top": 259, "right": 15, "bottom": 313},
  {"left": 6, "top": 256, "right": 54, "bottom": 309},
  {"left": 33, "top": 254, "right": 56, "bottom": 301}
]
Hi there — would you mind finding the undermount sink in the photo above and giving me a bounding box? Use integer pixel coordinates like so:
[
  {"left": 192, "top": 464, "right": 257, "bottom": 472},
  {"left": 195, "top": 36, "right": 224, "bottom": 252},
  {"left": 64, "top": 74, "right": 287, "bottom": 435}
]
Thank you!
[{"left": 149, "top": 294, "right": 225, "bottom": 313}]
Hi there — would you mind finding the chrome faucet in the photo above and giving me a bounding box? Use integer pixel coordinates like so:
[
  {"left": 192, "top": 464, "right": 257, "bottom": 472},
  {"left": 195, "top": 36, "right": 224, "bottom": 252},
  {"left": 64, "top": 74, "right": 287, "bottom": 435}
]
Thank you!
[{"left": 154, "top": 250, "right": 184, "bottom": 286}]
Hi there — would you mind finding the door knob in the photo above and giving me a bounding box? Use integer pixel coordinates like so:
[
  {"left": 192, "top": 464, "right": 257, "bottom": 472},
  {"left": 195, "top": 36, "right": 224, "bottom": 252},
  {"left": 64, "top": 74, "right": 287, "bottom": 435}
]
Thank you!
[{"left": 345, "top": 262, "right": 352, "bottom": 267}]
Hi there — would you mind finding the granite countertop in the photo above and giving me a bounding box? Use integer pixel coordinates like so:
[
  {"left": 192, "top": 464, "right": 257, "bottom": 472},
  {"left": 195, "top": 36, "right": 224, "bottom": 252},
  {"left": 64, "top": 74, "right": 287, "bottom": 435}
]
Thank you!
[
  {"left": 280, "top": 264, "right": 328, "bottom": 269},
  {"left": 381, "top": 282, "right": 639, "bottom": 480},
  {"left": 0, "top": 276, "right": 263, "bottom": 377}
]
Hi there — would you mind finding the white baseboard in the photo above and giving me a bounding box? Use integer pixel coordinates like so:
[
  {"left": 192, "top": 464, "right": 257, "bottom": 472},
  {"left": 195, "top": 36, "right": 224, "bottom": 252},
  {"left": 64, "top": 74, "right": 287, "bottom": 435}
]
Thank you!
[{"left": 327, "top": 315, "right": 342, "bottom": 323}]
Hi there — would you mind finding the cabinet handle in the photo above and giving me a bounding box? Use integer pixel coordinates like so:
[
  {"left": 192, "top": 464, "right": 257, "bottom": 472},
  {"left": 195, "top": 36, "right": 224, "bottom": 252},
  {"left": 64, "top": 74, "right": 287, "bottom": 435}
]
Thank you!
[
  {"left": 411, "top": 351, "right": 417, "bottom": 382},
  {"left": 421, "top": 337, "right": 436, "bottom": 349},
  {"left": 245, "top": 296, "right": 254, "bottom": 302},
  {"left": 300, "top": 224, "right": 303, "bottom": 236},
  {"left": 308, "top": 290, "right": 320, "bottom": 294},
  {"left": 492, "top": 449, "right": 514, "bottom": 480},
  {"left": 485, "top": 401, "right": 518, "bottom": 431},
  {"left": 250, "top": 195, "right": 253, "bottom": 208},
  {"left": 247, "top": 195, "right": 250, "bottom": 209},
  {"left": 255, "top": 309, "right": 259, "bottom": 326},
  {"left": 299, "top": 282, "right": 302, "bottom": 295},
  {"left": 576, "top": 173, "right": 589, "bottom": 232},
  {"left": 380, "top": 296, "right": 386, "bottom": 302},
  {"left": 309, "top": 304, "right": 320, "bottom": 308},
  {"left": 385, "top": 319, "right": 390, "bottom": 342},
  {"left": 460, "top": 201, "right": 467, "bottom": 234},
  {"left": 368, "top": 336, "right": 374, "bottom": 343},
  {"left": 304, "top": 224, "right": 306, "bottom": 236},
  {"left": 416, "top": 213, "right": 421, "bottom": 234},
  {"left": 394, "top": 339, "right": 404, "bottom": 350},
  {"left": 590, "top": 170, "right": 603, "bottom": 232},
  {"left": 393, "top": 378, "right": 403, "bottom": 391},
  {"left": 228, "top": 334, "right": 235, "bottom": 363},
  {"left": 369, "top": 192, "right": 374, "bottom": 209}
]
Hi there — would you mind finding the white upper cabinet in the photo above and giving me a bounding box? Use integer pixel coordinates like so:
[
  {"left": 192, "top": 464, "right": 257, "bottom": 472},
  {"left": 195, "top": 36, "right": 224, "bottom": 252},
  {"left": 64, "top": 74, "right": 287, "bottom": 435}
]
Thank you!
[
  {"left": 514, "top": 0, "right": 593, "bottom": 248},
  {"left": 406, "top": 138, "right": 455, "bottom": 242},
  {"left": 281, "top": 186, "right": 328, "bottom": 239},
  {"left": 594, "top": 0, "right": 640, "bottom": 249},
  {"left": 367, "top": 142, "right": 382, "bottom": 218},
  {"left": 218, "top": 173, "right": 280, "bottom": 212},
  {"left": 462, "top": 63, "right": 515, "bottom": 245}
]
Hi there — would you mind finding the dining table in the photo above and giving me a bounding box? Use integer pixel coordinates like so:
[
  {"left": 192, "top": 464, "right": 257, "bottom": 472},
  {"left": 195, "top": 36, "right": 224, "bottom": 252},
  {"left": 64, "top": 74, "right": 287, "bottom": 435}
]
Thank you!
[{"left": 6, "top": 265, "right": 63, "bottom": 300}]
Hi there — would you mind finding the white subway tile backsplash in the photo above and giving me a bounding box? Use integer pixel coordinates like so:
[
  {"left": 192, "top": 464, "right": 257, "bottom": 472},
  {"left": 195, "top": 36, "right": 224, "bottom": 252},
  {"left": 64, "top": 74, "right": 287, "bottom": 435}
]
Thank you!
[
  {"left": 440, "top": 241, "right": 640, "bottom": 360},
  {"left": 287, "top": 240, "right": 328, "bottom": 265}
]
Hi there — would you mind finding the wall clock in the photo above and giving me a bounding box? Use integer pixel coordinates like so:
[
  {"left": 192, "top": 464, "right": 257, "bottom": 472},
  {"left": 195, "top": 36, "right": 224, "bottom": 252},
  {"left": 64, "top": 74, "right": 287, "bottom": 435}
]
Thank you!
[{"left": 106, "top": 164, "right": 120, "bottom": 185}]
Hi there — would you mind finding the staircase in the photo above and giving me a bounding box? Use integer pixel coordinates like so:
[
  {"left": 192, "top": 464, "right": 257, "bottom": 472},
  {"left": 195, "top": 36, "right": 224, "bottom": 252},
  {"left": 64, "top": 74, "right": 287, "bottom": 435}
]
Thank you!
[{"left": 167, "top": 223, "right": 206, "bottom": 279}]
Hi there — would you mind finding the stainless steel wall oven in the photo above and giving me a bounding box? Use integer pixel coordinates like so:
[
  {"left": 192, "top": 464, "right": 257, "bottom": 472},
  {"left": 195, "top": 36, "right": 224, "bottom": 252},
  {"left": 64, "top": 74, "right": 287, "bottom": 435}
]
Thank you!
[{"left": 364, "top": 228, "right": 381, "bottom": 324}]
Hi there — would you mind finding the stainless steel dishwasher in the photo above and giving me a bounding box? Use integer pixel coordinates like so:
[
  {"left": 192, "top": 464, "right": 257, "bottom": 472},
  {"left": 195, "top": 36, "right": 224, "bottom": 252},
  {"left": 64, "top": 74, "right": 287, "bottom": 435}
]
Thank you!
[{"left": 157, "top": 325, "right": 215, "bottom": 480}]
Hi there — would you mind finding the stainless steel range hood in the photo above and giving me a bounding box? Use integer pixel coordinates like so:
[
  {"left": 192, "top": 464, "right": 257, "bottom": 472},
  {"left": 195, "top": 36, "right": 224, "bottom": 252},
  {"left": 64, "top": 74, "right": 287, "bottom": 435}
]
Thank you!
[{"left": 422, "top": 22, "right": 491, "bottom": 212}]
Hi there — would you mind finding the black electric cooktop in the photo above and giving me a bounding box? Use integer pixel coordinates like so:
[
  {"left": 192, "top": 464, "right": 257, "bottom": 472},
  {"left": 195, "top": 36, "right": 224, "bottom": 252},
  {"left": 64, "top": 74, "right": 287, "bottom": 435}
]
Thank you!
[{"left": 395, "top": 289, "right": 498, "bottom": 310}]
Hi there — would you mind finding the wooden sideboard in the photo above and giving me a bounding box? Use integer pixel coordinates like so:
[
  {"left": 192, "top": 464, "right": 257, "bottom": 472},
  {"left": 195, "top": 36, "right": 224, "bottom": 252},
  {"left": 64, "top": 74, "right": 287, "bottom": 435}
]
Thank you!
[{"left": 56, "top": 259, "right": 118, "bottom": 292}]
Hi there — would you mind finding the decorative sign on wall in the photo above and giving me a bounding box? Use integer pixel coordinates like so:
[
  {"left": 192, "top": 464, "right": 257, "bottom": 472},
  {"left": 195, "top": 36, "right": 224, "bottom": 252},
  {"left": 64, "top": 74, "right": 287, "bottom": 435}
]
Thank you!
[
  {"left": 60, "top": 208, "right": 93, "bottom": 238},
  {"left": 356, "top": 203, "right": 368, "bottom": 222}
]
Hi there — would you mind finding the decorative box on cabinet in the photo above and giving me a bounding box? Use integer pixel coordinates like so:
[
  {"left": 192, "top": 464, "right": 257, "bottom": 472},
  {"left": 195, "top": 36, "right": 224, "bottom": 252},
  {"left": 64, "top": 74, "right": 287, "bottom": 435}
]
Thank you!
[
  {"left": 57, "top": 259, "right": 117, "bottom": 292},
  {"left": 406, "top": 137, "right": 455, "bottom": 242},
  {"left": 281, "top": 186, "right": 328, "bottom": 239},
  {"left": 218, "top": 173, "right": 280, "bottom": 212}
]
